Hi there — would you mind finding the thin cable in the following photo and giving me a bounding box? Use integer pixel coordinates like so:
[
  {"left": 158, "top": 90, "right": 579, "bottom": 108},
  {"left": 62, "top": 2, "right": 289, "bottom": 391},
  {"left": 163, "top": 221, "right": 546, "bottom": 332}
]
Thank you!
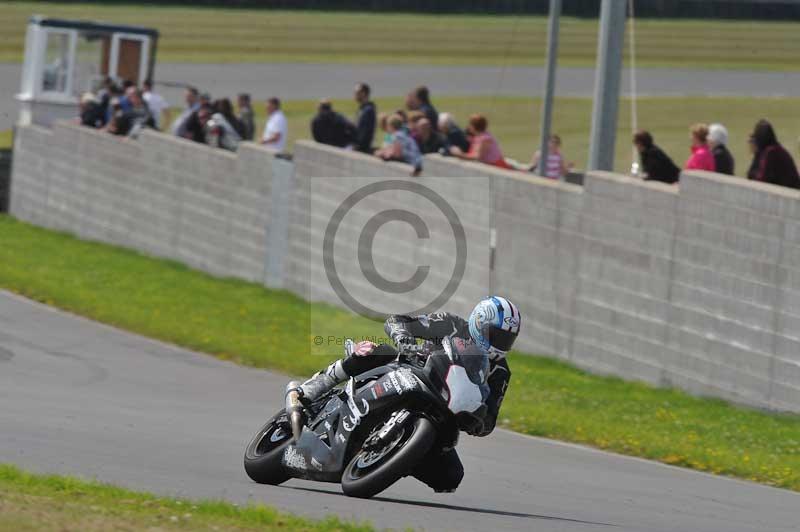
[{"left": 628, "top": 0, "right": 639, "bottom": 171}]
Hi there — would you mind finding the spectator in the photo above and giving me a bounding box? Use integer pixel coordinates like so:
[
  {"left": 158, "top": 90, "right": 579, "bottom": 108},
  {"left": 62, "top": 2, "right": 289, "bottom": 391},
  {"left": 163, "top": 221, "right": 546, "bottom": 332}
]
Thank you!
[
  {"left": 261, "top": 97, "right": 288, "bottom": 152},
  {"left": 416, "top": 118, "right": 445, "bottom": 154},
  {"left": 749, "top": 119, "right": 800, "bottom": 189},
  {"left": 79, "top": 92, "right": 104, "bottom": 128},
  {"left": 205, "top": 99, "right": 242, "bottom": 151},
  {"left": 450, "top": 113, "right": 510, "bottom": 169},
  {"left": 171, "top": 86, "right": 201, "bottom": 137},
  {"left": 214, "top": 98, "right": 245, "bottom": 138},
  {"left": 237, "top": 93, "right": 255, "bottom": 141},
  {"left": 684, "top": 123, "right": 716, "bottom": 172},
  {"left": 185, "top": 103, "right": 210, "bottom": 143},
  {"left": 528, "top": 134, "right": 572, "bottom": 179},
  {"left": 438, "top": 112, "right": 470, "bottom": 153},
  {"left": 353, "top": 82, "right": 376, "bottom": 153},
  {"left": 142, "top": 79, "right": 170, "bottom": 130},
  {"left": 378, "top": 113, "right": 392, "bottom": 148},
  {"left": 199, "top": 92, "right": 212, "bottom": 108},
  {"left": 406, "top": 111, "right": 426, "bottom": 141},
  {"left": 746, "top": 134, "right": 759, "bottom": 180},
  {"left": 407, "top": 86, "right": 438, "bottom": 130},
  {"left": 375, "top": 114, "right": 423, "bottom": 175},
  {"left": 311, "top": 99, "right": 355, "bottom": 148},
  {"left": 708, "top": 123, "right": 734, "bottom": 175},
  {"left": 633, "top": 130, "right": 681, "bottom": 184},
  {"left": 95, "top": 77, "right": 115, "bottom": 126},
  {"left": 108, "top": 87, "right": 155, "bottom": 137}
]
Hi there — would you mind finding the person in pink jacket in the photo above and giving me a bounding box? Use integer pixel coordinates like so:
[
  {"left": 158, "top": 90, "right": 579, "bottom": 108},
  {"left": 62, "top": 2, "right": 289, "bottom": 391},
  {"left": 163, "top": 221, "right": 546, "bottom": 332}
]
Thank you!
[{"left": 684, "top": 123, "right": 716, "bottom": 172}]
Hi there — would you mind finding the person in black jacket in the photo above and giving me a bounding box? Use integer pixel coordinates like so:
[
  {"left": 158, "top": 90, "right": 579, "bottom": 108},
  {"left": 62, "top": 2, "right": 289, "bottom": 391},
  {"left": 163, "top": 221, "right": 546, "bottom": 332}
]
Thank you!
[
  {"left": 708, "top": 123, "right": 735, "bottom": 175},
  {"left": 749, "top": 119, "right": 800, "bottom": 189},
  {"left": 633, "top": 130, "right": 681, "bottom": 184},
  {"left": 311, "top": 99, "right": 355, "bottom": 148},
  {"left": 353, "top": 82, "right": 376, "bottom": 153}
]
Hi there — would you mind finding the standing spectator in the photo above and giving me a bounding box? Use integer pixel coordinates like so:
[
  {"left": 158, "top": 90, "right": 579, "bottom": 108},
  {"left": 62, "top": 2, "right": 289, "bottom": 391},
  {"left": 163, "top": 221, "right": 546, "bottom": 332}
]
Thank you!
[
  {"left": 746, "top": 134, "right": 759, "bottom": 180},
  {"left": 207, "top": 99, "right": 242, "bottom": 151},
  {"left": 199, "top": 92, "right": 212, "bottom": 108},
  {"left": 237, "top": 93, "right": 255, "bottom": 141},
  {"left": 684, "top": 123, "right": 716, "bottom": 172},
  {"left": 79, "top": 92, "right": 104, "bottom": 128},
  {"left": 528, "top": 134, "right": 572, "bottom": 179},
  {"left": 353, "top": 82, "right": 376, "bottom": 153},
  {"left": 185, "top": 103, "right": 210, "bottom": 144},
  {"left": 407, "top": 86, "right": 439, "bottom": 131},
  {"left": 449, "top": 114, "right": 510, "bottom": 169},
  {"left": 375, "top": 114, "right": 423, "bottom": 175},
  {"left": 142, "top": 79, "right": 170, "bottom": 130},
  {"left": 171, "top": 86, "right": 200, "bottom": 137},
  {"left": 438, "top": 112, "right": 470, "bottom": 153},
  {"left": 708, "top": 123, "right": 734, "bottom": 175},
  {"left": 261, "top": 97, "right": 288, "bottom": 152},
  {"left": 749, "top": 119, "right": 800, "bottom": 189},
  {"left": 633, "top": 130, "right": 681, "bottom": 184},
  {"left": 311, "top": 99, "right": 355, "bottom": 148},
  {"left": 416, "top": 118, "right": 445, "bottom": 154}
]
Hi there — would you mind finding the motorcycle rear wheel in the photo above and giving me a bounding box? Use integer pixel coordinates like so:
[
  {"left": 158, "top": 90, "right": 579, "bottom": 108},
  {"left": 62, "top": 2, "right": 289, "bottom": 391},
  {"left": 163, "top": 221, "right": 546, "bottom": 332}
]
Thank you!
[
  {"left": 243, "top": 409, "right": 293, "bottom": 485},
  {"left": 341, "top": 415, "right": 435, "bottom": 499}
]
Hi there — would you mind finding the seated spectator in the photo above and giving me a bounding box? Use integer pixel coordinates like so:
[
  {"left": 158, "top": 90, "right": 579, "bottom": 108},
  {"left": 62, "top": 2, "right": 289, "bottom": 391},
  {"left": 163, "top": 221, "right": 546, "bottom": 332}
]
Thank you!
[
  {"left": 261, "top": 97, "right": 288, "bottom": 152},
  {"left": 107, "top": 87, "right": 155, "bottom": 138},
  {"left": 237, "top": 93, "right": 255, "bottom": 141},
  {"left": 79, "top": 92, "right": 104, "bottom": 128},
  {"left": 208, "top": 99, "right": 243, "bottom": 151},
  {"left": 449, "top": 113, "right": 510, "bottom": 169},
  {"left": 438, "top": 112, "right": 470, "bottom": 153},
  {"left": 406, "top": 111, "right": 426, "bottom": 142},
  {"left": 311, "top": 99, "right": 355, "bottom": 148},
  {"left": 171, "top": 86, "right": 201, "bottom": 137},
  {"left": 416, "top": 118, "right": 445, "bottom": 154},
  {"left": 528, "top": 134, "right": 572, "bottom": 179},
  {"left": 142, "top": 79, "right": 170, "bottom": 130},
  {"left": 684, "top": 123, "right": 716, "bottom": 172},
  {"left": 213, "top": 98, "right": 245, "bottom": 138},
  {"left": 749, "top": 119, "right": 800, "bottom": 189},
  {"left": 353, "top": 82, "right": 376, "bottom": 153},
  {"left": 708, "top": 123, "right": 734, "bottom": 175},
  {"left": 633, "top": 130, "right": 681, "bottom": 184},
  {"left": 375, "top": 114, "right": 423, "bottom": 176},
  {"left": 378, "top": 113, "right": 392, "bottom": 148},
  {"left": 407, "top": 86, "right": 439, "bottom": 131}
]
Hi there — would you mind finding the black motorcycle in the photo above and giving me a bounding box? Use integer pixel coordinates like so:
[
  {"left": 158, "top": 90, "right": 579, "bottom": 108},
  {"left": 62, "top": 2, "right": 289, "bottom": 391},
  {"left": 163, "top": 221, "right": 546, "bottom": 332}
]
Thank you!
[{"left": 243, "top": 339, "right": 490, "bottom": 498}]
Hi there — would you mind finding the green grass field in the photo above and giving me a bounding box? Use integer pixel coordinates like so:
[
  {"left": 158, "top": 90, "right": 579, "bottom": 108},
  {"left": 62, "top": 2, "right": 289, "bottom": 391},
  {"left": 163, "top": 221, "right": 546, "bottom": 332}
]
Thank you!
[
  {"left": 2, "top": 2, "right": 799, "bottom": 70},
  {"left": 249, "top": 95, "right": 800, "bottom": 175},
  {"left": 0, "top": 464, "right": 372, "bottom": 532},
  {"left": 1, "top": 215, "right": 798, "bottom": 491}
]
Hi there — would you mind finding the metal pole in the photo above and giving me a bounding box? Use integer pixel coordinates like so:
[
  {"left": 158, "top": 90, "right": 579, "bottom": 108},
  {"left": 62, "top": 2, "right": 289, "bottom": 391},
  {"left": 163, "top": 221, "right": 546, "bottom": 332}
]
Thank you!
[
  {"left": 537, "top": 0, "right": 561, "bottom": 177},
  {"left": 587, "top": 0, "right": 626, "bottom": 171}
]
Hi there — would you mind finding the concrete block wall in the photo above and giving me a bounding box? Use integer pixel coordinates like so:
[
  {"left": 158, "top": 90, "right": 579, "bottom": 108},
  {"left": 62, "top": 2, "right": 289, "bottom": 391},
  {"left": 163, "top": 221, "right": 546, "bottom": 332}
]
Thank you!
[{"left": 9, "top": 127, "right": 800, "bottom": 411}]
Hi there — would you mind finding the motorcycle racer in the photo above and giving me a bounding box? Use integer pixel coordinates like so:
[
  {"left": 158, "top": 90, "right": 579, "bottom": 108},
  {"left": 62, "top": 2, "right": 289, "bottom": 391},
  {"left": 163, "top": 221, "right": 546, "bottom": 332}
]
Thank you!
[{"left": 293, "top": 296, "right": 521, "bottom": 492}]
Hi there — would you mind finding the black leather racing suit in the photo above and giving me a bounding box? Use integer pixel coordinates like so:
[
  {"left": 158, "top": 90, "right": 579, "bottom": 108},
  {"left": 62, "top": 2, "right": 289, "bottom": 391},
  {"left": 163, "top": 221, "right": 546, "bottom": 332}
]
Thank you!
[{"left": 338, "top": 312, "right": 512, "bottom": 492}]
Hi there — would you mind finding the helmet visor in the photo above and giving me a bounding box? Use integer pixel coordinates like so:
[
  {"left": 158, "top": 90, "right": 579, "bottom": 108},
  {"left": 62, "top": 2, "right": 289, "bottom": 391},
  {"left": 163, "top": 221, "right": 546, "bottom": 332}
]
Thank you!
[{"left": 487, "top": 326, "right": 517, "bottom": 352}]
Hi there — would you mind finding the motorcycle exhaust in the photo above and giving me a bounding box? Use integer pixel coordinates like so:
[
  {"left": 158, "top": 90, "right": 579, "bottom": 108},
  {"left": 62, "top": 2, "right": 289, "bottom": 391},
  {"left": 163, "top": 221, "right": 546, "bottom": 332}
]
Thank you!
[{"left": 285, "top": 381, "right": 305, "bottom": 441}]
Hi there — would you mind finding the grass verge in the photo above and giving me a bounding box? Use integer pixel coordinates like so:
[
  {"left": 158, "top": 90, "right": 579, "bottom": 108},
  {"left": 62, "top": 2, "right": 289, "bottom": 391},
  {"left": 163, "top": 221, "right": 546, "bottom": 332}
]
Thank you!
[
  {"left": 1, "top": 215, "right": 799, "bottom": 491},
  {"left": 0, "top": 463, "right": 372, "bottom": 532},
  {"left": 2, "top": 2, "right": 800, "bottom": 70}
]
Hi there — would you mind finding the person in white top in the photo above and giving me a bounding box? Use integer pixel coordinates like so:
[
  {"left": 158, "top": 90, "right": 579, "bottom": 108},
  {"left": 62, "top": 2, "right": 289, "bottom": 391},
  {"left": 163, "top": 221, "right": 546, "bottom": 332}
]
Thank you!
[
  {"left": 261, "top": 97, "right": 288, "bottom": 152},
  {"left": 142, "top": 79, "right": 170, "bottom": 130}
]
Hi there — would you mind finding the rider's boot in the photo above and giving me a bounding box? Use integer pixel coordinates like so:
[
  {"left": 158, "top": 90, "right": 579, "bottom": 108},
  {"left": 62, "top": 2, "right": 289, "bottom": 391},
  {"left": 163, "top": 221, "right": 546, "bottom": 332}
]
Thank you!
[{"left": 297, "top": 359, "right": 348, "bottom": 403}]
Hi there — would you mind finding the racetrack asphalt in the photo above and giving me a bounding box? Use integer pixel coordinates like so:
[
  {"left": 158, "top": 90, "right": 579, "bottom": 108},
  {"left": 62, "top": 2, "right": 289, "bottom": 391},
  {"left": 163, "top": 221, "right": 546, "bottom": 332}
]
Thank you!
[
  {"left": 3, "top": 62, "right": 800, "bottom": 131},
  {"left": 1, "top": 290, "right": 799, "bottom": 531}
]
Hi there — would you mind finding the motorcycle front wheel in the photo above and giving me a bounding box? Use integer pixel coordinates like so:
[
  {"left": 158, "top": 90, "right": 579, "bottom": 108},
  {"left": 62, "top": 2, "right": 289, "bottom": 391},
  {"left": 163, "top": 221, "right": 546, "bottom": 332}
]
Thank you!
[
  {"left": 341, "top": 414, "right": 435, "bottom": 498},
  {"left": 243, "top": 409, "right": 293, "bottom": 485}
]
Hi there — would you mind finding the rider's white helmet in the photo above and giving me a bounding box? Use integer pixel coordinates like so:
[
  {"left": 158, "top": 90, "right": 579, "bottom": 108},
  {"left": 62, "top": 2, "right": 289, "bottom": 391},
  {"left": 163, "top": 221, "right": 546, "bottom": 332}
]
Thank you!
[{"left": 468, "top": 296, "right": 521, "bottom": 355}]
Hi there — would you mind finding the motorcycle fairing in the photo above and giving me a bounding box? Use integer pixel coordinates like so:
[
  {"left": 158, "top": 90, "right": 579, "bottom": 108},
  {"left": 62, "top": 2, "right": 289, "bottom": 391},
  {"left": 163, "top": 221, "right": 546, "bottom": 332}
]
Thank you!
[{"left": 280, "top": 365, "right": 434, "bottom": 482}]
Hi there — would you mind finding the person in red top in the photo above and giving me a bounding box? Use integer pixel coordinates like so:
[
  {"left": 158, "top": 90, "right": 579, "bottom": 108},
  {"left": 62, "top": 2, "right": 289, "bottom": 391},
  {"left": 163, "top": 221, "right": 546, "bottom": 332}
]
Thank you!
[{"left": 684, "top": 123, "right": 716, "bottom": 172}]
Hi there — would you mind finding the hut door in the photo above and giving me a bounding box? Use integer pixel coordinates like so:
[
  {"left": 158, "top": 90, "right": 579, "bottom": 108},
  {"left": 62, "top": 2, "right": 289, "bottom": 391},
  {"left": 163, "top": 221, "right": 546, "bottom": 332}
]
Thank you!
[{"left": 109, "top": 33, "right": 149, "bottom": 85}]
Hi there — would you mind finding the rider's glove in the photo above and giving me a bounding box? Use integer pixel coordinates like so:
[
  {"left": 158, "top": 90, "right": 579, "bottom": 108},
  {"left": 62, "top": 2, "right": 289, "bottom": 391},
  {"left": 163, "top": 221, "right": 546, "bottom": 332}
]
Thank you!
[{"left": 458, "top": 404, "right": 488, "bottom": 436}]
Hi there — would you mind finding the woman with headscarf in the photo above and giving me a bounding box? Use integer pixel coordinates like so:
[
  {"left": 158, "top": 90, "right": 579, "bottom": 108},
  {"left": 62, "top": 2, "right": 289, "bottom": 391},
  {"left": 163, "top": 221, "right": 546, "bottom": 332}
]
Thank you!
[
  {"left": 749, "top": 119, "right": 800, "bottom": 189},
  {"left": 708, "top": 123, "right": 734, "bottom": 175}
]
